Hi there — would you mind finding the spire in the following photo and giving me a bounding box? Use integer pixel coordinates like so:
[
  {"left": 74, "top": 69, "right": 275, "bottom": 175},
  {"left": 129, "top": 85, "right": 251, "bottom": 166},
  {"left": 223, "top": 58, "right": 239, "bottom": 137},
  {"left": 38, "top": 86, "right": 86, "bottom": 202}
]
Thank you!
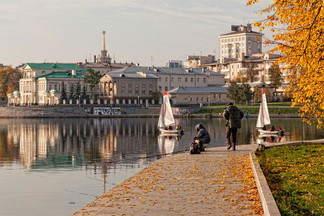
[{"left": 102, "top": 31, "right": 106, "bottom": 51}]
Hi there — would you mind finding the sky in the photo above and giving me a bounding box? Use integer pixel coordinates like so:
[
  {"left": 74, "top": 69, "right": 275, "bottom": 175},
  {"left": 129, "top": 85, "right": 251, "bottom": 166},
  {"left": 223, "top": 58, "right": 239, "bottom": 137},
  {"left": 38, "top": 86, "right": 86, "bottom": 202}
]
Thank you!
[{"left": 0, "top": 0, "right": 271, "bottom": 67}]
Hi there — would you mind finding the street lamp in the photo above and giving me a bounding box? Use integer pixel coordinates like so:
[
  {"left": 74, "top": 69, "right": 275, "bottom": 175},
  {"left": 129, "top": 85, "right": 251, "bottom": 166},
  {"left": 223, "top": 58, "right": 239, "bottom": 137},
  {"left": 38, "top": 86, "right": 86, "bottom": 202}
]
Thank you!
[{"left": 138, "top": 96, "right": 140, "bottom": 107}]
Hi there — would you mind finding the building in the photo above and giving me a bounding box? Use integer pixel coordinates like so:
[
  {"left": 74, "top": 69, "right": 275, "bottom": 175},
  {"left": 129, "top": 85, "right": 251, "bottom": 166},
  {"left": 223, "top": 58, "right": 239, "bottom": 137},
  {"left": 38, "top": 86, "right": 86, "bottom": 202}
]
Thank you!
[
  {"left": 186, "top": 55, "right": 215, "bottom": 68},
  {"left": 107, "top": 66, "right": 225, "bottom": 91},
  {"left": 165, "top": 60, "right": 183, "bottom": 68},
  {"left": 99, "top": 70, "right": 158, "bottom": 105},
  {"left": 17, "top": 63, "right": 89, "bottom": 105},
  {"left": 219, "top": 24, "right": 263, "bottom": 63},
  {"left": 168, "top": 86, "right": 229, "bottom": 105},
  {"left": 98, "top": 65, "right": 226, "bottom": 105}
]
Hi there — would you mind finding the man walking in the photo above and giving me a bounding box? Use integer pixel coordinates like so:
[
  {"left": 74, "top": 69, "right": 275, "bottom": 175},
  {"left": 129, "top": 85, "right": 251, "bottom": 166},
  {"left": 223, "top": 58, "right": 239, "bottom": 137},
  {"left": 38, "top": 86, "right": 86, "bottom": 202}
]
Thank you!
[{"left": 223, "top": 102, "right": 244, "bottom": 150}]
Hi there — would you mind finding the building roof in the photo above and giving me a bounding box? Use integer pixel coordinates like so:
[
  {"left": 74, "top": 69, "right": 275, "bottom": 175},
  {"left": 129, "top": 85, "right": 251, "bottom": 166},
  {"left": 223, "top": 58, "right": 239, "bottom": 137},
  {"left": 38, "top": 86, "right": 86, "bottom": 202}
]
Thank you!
[
  {"left": 108, "top": 66, "right": 224, "bottom": 76},
  {"left": 219, "top": 30, "right": 263, "bottom": 37},
  {"left": 168, "top": 86, "right": 228, "bottom": 94},
  {"left": 108, "top": 72, "right": 158, "bottom": 79},
  {"left": 36, "top": 71, "right": 85, "bottom": 79},
  {"left": 23, "top": 63, "right": 86, "bottom": 72}
]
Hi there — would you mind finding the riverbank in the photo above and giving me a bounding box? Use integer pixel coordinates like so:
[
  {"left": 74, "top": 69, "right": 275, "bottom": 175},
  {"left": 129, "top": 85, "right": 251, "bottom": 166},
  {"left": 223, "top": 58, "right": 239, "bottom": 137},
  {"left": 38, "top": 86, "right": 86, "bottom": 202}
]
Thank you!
[{"left": 0, "top": 106, "right": 300, "bottom": 118}]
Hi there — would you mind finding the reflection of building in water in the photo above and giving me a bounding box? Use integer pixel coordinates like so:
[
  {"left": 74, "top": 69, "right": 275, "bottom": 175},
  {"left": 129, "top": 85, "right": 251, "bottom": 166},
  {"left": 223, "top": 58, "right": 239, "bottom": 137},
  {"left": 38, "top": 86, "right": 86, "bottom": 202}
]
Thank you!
[
  {"left": 7, "top": 122, "right": 60, "bottom": 169},
  {"left": 6, "top": 119, "right": 159, "bottom": 170}
]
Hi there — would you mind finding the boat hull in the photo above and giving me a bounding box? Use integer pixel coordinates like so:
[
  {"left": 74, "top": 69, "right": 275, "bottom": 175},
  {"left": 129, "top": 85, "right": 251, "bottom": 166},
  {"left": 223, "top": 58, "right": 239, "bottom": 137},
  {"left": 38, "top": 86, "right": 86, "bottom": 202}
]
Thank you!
[
  {"left": 159, "top": 128, "right": 182, "bottom": 135},
  {"left": 258, "top": 129, "right": 279, "bottom": 135}
]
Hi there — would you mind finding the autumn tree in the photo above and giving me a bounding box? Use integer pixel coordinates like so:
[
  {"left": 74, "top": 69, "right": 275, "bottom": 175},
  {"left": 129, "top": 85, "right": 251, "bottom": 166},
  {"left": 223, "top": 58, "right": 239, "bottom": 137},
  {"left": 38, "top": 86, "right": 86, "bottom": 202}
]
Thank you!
[
  {"left": 233, "top": 71, "right": 248, "bottom": 83},
  {"left": 253, "top": 85, "right": 262, "bottom": 102},
  {"left": 0, "top": 66, "right": 21, "bottom": 100},
  {"left": 247, "top": 0, "right": 324, "bottom": 127},
  {"left": 244, "top": 62, "right": 259, "bottom": 82},
  {"left": 268, "top": 63, "right": 283, "bottom": 92}
]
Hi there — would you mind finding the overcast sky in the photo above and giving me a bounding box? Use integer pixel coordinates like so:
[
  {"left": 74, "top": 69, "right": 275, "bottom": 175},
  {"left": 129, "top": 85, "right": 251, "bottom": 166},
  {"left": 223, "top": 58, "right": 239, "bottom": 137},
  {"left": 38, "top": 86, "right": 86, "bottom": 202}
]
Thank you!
[{"left": 0, "top": 0, "right": 270, "bottom": 67}]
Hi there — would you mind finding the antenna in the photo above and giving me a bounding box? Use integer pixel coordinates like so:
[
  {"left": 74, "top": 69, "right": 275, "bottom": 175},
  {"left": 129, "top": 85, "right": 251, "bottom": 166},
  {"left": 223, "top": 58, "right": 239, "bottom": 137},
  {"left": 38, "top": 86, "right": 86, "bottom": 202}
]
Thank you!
[{"left": 150, "top": 56, "right": 153, "bottom": 66}]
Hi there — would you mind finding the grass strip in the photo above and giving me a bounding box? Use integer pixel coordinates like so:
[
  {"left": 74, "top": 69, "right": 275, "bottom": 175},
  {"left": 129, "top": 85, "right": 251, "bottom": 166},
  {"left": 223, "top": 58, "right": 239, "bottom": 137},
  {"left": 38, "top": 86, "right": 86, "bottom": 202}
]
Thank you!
[{"left": 255, "top": 144, "right": 324, "bottom": 216}]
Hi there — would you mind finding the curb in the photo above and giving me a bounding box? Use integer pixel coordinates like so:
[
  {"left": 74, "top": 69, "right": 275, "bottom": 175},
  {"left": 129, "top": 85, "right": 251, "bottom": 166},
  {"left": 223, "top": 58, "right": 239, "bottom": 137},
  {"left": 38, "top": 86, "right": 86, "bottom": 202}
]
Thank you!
[
  {"left": 249, "top": 148, "right": 281, "bottom": 216},
  {"left": 249, "top": 139, "right": 324, "bottom": 216}
]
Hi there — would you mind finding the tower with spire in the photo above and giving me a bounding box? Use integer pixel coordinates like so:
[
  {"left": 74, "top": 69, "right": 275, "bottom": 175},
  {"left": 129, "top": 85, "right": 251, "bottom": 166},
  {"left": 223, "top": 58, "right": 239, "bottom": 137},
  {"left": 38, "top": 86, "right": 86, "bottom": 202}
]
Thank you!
[{"left": 98, "top": 31, "right": 111, "bottom": 64}]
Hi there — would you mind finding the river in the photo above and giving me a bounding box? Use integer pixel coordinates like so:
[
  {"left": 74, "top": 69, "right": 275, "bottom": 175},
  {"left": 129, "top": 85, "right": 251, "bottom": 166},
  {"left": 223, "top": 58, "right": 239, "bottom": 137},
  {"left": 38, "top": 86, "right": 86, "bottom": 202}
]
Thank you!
[{"left": 0, "top": 118, "right": 323, "bottom": 216}]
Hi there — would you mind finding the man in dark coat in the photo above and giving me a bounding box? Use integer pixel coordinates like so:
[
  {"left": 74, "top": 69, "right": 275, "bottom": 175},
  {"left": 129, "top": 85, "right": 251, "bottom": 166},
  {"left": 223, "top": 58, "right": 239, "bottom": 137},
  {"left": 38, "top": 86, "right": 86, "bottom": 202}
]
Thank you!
[
  {"left": 194, "top": 123, "right": 211, "bottom": 152},
  {"left": 223, "top": 102, "right": 244, "bottom": 150}
]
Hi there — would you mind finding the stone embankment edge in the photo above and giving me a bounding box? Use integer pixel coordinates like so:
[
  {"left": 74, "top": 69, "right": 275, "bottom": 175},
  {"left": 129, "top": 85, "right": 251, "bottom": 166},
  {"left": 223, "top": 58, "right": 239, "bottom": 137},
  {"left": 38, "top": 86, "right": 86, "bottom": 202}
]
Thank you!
[
  {"left": 249, "top": 146, "right": 281, "bottom": 216},
  {"left": 249, "top": 139, "right": 324, "bottom": 216}
]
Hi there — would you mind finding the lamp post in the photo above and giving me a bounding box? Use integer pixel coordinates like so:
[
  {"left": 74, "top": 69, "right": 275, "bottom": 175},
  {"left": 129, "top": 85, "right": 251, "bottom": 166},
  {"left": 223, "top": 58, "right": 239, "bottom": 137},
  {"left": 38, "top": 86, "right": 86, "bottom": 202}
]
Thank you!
[{"left": 138, "top": 96, "right": 140, "bottom": 107}]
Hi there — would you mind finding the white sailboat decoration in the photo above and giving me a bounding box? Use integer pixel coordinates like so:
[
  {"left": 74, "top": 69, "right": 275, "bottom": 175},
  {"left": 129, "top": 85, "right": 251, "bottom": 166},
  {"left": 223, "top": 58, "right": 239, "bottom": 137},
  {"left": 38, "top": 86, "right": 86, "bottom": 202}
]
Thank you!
[
  {"left": 158, "top": 91, "right": 182, "bottom": 134},
  {"left": 257, "top": 89, "right": 278, "bottom": 135}
]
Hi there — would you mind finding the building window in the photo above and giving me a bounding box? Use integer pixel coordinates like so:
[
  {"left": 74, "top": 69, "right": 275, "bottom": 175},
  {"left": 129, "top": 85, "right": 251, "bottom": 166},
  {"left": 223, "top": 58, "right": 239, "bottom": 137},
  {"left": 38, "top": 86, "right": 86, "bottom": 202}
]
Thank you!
[
  {"left": 178, "top": 77, "right": 181, "bottom": 82},
  {"left": 135, "top": 84, "right": 139, "bottom": 88},
  {"left": 204, "top": 78, "right": 206, "bottom": 83},
  {"left": 142, "top": 90, "right": 145, "bottom": 95},
  {"left": 197, "top": 78, "right": 199, "bottom": 82},
  {"left": 165, "top": 86, "right": 168, "bottom": 91},
  {"left": 185, "top": 78, "right": 188, "bottom": 82},
  {"left": 128, "top": 84, "right": 132, "bottom": 88},
  {"left": 149, "top": 84, "right": 152, "bottom": 88},
  {"left": 128, "top": 89, "right": 132, "bottom": 93},
  {"left": 135, "top": 90, "right": 139, "bottom": 94},
  {"left": 149, "top": 90, "right": 152, "bottom": 95},
  {"left": 191, "top": 78, "right": 193, "bottom": 82},
  {"left": 159, "top": 77, "right": 161, "bottom": 81},
  {"left": 165, "top": 77, "right": 168, "bottom": 82},
  {"left": 159, "top": 86, "right": 162, "bottom": 90}
]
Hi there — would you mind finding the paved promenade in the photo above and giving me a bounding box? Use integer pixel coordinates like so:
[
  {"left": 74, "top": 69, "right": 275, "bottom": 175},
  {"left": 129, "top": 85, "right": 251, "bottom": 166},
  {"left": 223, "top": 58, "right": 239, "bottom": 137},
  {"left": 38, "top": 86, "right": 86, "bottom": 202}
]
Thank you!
[{"left": 73, "top": 144, "right": 264, "bottom": 216}]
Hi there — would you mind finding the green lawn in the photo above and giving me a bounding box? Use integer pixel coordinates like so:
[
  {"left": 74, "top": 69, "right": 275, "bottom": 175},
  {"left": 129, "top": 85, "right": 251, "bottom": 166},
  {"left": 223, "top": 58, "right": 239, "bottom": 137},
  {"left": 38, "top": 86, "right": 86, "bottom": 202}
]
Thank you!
[{"left": 255, "top": 144, "right": 324, "bottom": 216}]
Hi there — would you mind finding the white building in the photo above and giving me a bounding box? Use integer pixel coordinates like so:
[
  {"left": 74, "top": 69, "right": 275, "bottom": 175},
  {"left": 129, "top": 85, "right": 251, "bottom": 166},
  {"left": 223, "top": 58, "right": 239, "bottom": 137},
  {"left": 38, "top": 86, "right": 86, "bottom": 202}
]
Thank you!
[
  {"left": 219, "top": 24, "right": 263, "bottom": 63},
  {"left": 17, "top": 63, "right": 88, "bottom": 105}
]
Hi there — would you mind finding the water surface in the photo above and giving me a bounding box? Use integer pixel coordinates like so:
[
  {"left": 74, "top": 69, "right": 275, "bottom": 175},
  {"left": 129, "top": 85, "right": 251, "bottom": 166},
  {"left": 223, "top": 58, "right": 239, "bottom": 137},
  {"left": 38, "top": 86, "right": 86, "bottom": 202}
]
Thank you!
[{"left": 0, "top": 118, "right": 323, "bottom": 216}]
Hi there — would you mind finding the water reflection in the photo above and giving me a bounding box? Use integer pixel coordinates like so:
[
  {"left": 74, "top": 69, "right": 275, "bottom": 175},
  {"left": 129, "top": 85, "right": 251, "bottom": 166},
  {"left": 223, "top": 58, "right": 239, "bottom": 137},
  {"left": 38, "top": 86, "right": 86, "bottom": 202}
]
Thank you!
[
  {"left": 158, "top": 135, "right": 184, "bottom": 156},
  {"left": 1, "top": 118, "right": 324, "bottom": 170},
  {"left": 0, "top": 118, "right": 323, "bottom": 216},
  {"left": 1, "top": 119, "right": 162, "bottom": 171}
]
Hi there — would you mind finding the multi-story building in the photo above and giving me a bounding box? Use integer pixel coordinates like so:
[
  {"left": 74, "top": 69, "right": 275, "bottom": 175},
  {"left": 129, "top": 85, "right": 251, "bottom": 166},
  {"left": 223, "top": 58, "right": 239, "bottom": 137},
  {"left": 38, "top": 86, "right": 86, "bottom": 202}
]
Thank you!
[
  {"left": 17, "top": 63, "right": 89, "bottom": 105},
  {"left": 219, "top": 24, "right": 263, "bottom": 63},
  {"left": 99, "top": 70, "right": 158, "bottom": 104},
  {"left": 106, "top": 66, "right": 224, "bottom": 91}
]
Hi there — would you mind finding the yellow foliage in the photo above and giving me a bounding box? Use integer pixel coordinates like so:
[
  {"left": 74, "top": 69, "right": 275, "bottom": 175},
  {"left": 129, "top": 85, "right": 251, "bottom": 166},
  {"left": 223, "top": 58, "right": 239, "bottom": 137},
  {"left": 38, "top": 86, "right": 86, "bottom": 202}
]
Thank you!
[{"left": 247, "top": 0, "right": 324, "bottom": 128}]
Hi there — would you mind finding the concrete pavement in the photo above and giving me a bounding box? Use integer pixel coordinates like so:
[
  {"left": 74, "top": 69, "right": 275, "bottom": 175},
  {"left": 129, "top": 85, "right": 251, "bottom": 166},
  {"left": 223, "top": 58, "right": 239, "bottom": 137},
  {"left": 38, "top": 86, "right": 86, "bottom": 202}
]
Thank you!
[{"left": 73, "top": 144, "right": 265, "bottom": 216}]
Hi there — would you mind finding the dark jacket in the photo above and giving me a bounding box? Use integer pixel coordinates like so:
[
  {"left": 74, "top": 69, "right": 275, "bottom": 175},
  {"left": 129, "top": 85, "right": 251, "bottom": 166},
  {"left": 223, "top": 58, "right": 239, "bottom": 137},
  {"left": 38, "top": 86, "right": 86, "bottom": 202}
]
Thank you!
[
  {"left": 223, "top": 105, "right": 244, "bottom": 128},
  {"left": 194, "top": 124, "right": 211, "bottom": 144}
]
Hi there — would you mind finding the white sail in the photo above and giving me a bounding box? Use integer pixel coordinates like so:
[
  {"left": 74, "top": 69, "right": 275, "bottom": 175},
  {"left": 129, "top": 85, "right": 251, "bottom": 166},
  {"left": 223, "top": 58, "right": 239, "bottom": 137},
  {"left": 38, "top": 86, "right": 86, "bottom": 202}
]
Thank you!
[
  {"left": 256, "top": 89, "right": 271, "bottom": 128},
  {"left": 158, "top": 91, "right": 175, "bottom": 128}
]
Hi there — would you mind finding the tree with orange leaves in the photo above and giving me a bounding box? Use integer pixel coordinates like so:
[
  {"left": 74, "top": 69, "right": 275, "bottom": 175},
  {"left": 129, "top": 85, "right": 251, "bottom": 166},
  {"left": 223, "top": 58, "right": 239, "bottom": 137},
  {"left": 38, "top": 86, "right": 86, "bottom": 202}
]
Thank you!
[
  {"left": 0, "top": 66, "right": 21, "bottom": 100},
  {"left": 247, "top": 0, "right": 324, "bottom": 127}
]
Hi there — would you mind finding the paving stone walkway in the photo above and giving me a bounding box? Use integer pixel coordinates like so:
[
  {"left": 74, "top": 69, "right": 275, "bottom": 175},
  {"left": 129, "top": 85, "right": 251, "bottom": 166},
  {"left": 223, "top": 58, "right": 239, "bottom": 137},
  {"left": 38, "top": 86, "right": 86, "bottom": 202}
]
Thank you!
[{"left": 73, "top": 144, "right": 264, "bottom": 216}]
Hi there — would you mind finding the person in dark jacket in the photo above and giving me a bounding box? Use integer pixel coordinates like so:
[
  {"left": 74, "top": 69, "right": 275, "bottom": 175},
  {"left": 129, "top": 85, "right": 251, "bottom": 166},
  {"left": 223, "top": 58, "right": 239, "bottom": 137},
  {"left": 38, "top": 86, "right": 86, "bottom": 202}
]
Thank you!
[
  {"left": 223, "top": 102, "right": 244, "bottom": 150},
  {"left": 194, "top": 123, "right": 211, "bottom": 152}
]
